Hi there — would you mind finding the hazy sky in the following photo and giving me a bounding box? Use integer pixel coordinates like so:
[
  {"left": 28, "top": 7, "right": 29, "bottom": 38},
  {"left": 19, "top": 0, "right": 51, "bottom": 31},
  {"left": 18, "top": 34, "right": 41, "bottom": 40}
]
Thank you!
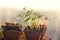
[{"left": 0, "top": 0, "right": 60, "bottom": 11}]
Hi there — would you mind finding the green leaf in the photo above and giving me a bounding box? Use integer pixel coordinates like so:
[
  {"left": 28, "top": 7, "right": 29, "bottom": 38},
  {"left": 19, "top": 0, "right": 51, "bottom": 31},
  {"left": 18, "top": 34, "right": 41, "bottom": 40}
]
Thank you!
[
  {"left": 34, "top": 12, "right": 37, "bottom": 15},
  {"left": 32, "top": 16, "right": 37, "bottom": 20},
  {"left": 23, "top": 7, "right": 26, "bottom": 10},
  {"left": 17, "top": 14, "right": 21, "bottom": 17},
  {"left": 37, "top": 15, "right": 40, "bottom": 18},
  {"left": 25, "top": 14, "right": 28, "bottom": 17},
  {"left": 25, "top": 18, "right": 30, "bottom": 22},
  {"left": 45, "top": 17, "right": 48, "bottom": 20},
  {"left": 27, "top": 11, "right": 29, "bottom": 14}
]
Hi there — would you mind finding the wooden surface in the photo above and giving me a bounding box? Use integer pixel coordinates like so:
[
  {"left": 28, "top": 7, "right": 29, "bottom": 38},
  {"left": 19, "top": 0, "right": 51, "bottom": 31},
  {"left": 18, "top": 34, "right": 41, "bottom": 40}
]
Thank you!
[{"left": 0, "top": 32, "right": 4, "bottom": 39}]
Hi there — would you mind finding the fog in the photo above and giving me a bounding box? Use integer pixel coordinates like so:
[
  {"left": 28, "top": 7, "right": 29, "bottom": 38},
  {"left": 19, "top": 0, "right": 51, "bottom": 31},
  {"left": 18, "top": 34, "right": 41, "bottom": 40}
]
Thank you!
[{"left": 0, "top": 9, "right": 60, "bottom": 40}]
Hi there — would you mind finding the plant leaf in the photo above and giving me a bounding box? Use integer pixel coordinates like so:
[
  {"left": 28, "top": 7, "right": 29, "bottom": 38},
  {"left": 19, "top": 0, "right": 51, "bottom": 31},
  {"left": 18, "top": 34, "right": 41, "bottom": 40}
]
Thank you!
[
  {"left": 25, "top": 18, "right": 30, "bottom": 22},
  {"left": 17, "top": 14, "right": 21, "bottom": 17},
  {"left": 32, "top": 16, "right": 37, "bottom": 20}
]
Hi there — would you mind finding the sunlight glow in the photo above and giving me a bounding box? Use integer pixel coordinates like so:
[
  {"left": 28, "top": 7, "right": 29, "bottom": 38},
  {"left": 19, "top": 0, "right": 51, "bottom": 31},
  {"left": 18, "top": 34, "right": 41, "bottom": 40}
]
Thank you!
[{"left": 0, "top": 0, "right": 60, "bottom": 10}]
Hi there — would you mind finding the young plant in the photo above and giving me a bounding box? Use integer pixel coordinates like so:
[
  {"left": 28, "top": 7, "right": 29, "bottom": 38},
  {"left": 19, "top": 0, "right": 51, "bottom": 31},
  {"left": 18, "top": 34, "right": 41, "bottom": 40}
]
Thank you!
[{"left": 17, "top": 7, "right": 47, "bottom": 29}]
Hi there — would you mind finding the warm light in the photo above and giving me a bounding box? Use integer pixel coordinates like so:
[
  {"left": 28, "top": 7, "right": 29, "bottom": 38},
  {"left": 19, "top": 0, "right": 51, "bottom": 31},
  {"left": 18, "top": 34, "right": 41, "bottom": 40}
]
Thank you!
[
  {"left": 14, "top": 21, "right": 17, "bottom": 25},
  {"left": 0, "top": 0, "right": 60, "bottom": 10},
  {"left": 35, "top": 18, "right": 41, "bottom": 25}
]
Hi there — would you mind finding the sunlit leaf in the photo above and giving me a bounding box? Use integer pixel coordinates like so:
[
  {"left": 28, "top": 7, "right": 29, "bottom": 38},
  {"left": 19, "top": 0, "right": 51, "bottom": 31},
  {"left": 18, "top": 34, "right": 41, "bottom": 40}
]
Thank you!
[{"left": 32, "top": 16, "right": 37, "bottom": 20}]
